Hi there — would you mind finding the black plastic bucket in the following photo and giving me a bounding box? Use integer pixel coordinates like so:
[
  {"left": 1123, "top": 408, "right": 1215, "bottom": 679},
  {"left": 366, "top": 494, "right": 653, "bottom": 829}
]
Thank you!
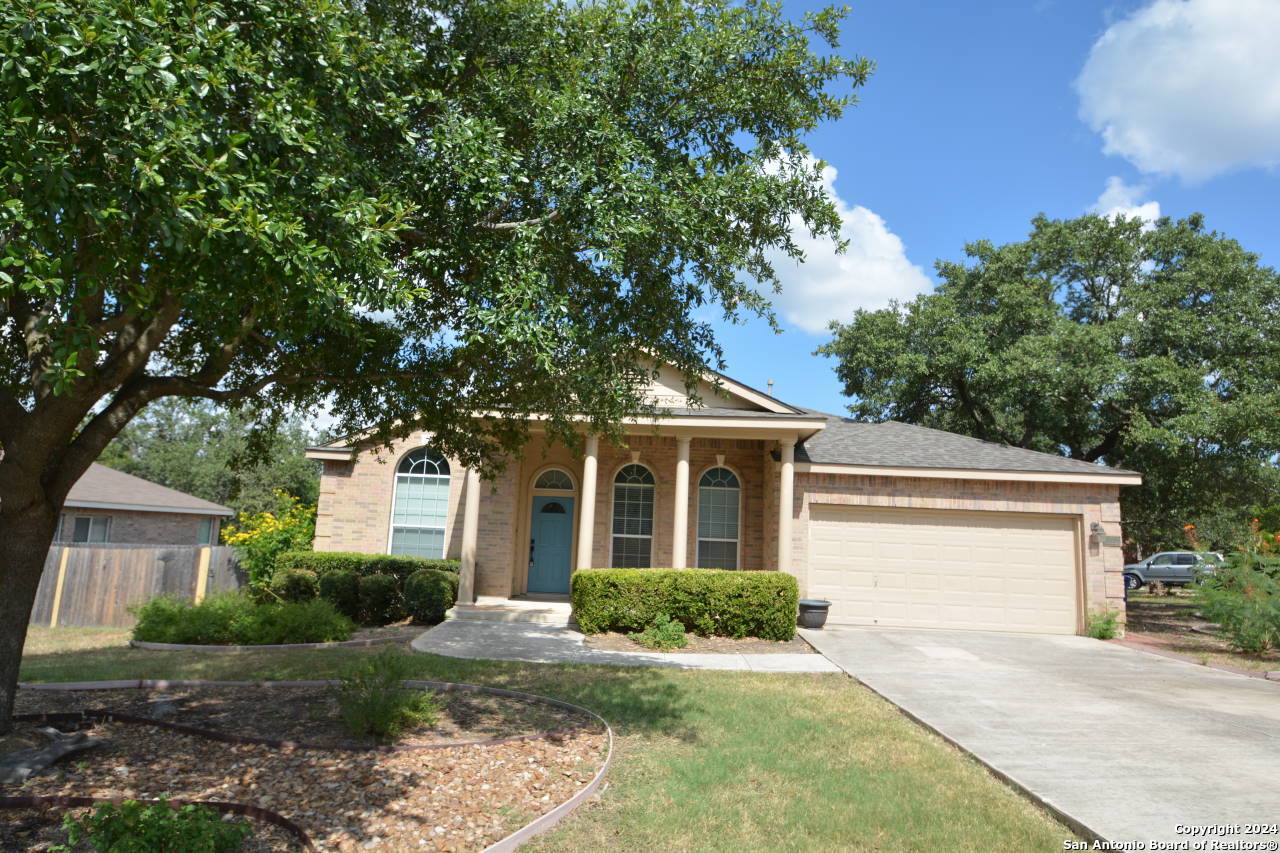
[{"left": 797, "top": 598, "right": 831, "bottom": 629}]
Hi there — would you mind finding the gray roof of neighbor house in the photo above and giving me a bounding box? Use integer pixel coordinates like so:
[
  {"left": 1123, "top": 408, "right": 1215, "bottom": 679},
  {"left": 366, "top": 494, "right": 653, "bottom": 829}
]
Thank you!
[
  {"left": 66, "top": 464, "right": 234, "bottom": 516},
  {"left": 796, "top": 414, "right": 1139, "bottom": 476}
]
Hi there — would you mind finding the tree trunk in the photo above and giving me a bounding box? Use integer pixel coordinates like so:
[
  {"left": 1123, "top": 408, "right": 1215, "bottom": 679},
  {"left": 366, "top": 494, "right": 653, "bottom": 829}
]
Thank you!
[{"left": 0, "top": 504, "right": 60, "bottom": 735}]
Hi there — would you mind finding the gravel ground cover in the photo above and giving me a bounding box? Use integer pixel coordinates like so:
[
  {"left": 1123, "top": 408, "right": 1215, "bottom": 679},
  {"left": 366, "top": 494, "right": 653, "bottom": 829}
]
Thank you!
[
  {"left": 582, "top": 632, "right": 815, "bottom": 654},
  {"left": 8, "top": 687, "right": 607, "bottom": 852}
]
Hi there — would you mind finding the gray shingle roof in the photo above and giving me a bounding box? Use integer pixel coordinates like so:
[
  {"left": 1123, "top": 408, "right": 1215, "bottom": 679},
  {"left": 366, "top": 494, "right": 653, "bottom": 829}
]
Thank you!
[
  {"left": 67, "top": 464, "right": 234, "bottom": 515},
  {"left": 796, "top": 417, "right": 1138, "bottom": 476}
]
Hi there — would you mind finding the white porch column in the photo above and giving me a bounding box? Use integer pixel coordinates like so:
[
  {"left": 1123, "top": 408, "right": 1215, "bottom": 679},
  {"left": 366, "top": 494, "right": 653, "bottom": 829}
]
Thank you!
[
  {"left": 458, "top": 467, "right": 481, "bottom": 604},
  {"left": 777, "top": 439, "right": 795, "bottom": 575},
  {"left": 672, "top": 437, "right": 691, "bottom": 569},
  {"left": 576, "top": 434, "right": 599, "bottom": 571}
]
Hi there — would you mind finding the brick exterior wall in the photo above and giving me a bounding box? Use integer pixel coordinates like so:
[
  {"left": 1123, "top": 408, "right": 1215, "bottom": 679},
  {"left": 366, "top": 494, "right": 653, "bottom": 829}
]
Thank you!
[
  {"left": 315, "top": 433, "right": 1129, "bottom": 628},
  {"left": 783, "top": 471, "right": 1127, "bottom": 622},
  {"left": 56, "top": 509, "right": 221, "bottom": 545}
]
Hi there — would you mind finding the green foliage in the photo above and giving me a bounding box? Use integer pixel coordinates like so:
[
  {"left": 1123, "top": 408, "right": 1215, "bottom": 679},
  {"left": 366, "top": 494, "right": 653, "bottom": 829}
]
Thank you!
[
  {"left": 819, "top": 214, "right": 1280, "bottom": 553},
  {"left": 332, "top": 650, "right": 442, "bottom": 743},
  {"left": 403, "top": 569, "right": 458, "bottom": 625},
  {"left": 98, "top": 399, "right": 320, "bottom": 516},
  {"left": 1195, "top": 532, "right": 1280, "bottom": 654},
  {"left": 628, "top": 613, "right": 688, "bottom": 650},
  {"left": 222, "top": 492, "right": 316, "bottom": 590},
  {"left": 130, "top": 593, "right": 353, "bottom": 645},
  {"left": 1085, "top": 610, "right": 1120, "bottom": 640},
  {"left": 276, "top": 551, "right": 459, "bottom": 582},
  {"left": 358, "top": 573, "right": 404, "bottom": 626},
  {"left": 317, "top": 569, "right": 361, "bottom": 621},
  {"left": 269, "top": 568, "right": 318, "bottom": 603},
  {"left": 56, "top": 798, "right": 252, "bottom": 853},
  {"left": 572, "top": 569, "right": 798, "bottom": 640}
]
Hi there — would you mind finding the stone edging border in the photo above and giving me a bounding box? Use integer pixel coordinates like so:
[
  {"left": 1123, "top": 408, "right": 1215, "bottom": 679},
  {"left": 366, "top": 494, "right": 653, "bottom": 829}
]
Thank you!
[
  {"left": 15, "top": 679, "right": 616, "bottom": 853},
  {"left": 0, "top": 794, "right": 318, "bottom": 852},
  {"left": 128, "top": 635, "right": 414, "bottom": 652},
  {"left": 1110, "top": 636, "right": 1280, "bottom": 683}
]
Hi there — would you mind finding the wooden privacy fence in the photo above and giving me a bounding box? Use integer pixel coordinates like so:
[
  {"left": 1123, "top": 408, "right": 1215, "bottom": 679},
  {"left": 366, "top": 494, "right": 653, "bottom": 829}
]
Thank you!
[{"left": 29, "top": 545, "right": 243, "bottom": 628}]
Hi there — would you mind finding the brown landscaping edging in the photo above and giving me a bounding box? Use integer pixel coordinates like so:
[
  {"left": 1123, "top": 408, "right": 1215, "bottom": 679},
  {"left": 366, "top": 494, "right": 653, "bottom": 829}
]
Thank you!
[
  {"left": 16, "top": 679, "right": 617, "bottom": 852},
  {"left": 0, "top": 794, "right": 317, "bottom": 851},
  {"left": 128, "top": 634, "right": 414, "bottom": 652},
  {"left": 1111, "top": 635, "right": 1280, "bottom": 683}
]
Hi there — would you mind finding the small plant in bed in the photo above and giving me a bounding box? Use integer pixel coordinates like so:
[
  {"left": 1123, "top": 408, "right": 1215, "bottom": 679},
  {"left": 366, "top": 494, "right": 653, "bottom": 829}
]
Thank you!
[
  {"left": 333, "top": 649, "right": 443, "bottom": 743},
  {"left": 54, "top": 798, "right": 252, "bottom": 853},
  {"left": 628, "top": 614, "right": 688, "bottom": 650},
  {"left": 131, "top": 593, "right": 354, "bottom": 645}
]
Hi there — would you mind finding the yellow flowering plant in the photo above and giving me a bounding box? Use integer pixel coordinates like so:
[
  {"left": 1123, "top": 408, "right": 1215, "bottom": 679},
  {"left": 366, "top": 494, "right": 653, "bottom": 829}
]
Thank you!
[{"left": 222, "top": 490, "right": 317, "bottom": 590}]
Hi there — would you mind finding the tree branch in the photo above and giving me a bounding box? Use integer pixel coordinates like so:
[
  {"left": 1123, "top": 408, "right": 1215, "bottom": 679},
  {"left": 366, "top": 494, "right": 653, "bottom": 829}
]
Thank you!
[{"left": 474, "top": 210, "right": 560, "bottom": 231}]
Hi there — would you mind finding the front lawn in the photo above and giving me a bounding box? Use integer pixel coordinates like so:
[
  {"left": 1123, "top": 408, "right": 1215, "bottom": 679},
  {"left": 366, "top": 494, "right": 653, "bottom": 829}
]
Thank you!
[
  {"left": 1125, "top": 590, "right": 1280, "bottom": 673},
  {"left": 20, "top": 626, "right": 1074, "bottom": 852}
]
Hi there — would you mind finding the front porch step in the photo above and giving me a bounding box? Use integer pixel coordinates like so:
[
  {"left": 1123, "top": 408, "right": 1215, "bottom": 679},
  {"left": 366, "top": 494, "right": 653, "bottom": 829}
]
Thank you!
[{"left": 448, "top": 598, "right": 576, "bottom": 627}]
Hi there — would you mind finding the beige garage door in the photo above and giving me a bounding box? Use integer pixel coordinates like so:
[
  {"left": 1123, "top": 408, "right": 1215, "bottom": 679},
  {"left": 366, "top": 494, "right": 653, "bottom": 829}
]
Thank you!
[{"left": 808, "top": 506, "right": 1080, "bottom": 635}]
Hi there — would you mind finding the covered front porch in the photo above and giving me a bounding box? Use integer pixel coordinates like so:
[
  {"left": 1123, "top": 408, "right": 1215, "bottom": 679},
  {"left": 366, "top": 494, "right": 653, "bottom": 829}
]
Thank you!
[{"left": 453, "top": 413, "right": 826, "bottom": 603}]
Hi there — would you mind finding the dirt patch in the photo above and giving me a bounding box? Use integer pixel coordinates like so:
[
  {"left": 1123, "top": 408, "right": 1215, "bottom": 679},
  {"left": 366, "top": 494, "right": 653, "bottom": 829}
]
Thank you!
[
  {"left": 1125, "top": 592, "right": 1280, "bottom": 674},
  {"left": 349, "top": 621, "right": 423, "bottom": 644},
  {"left": 8, "top": 687, "right": 607, "bottom": 852},
  {"left": 0, "top": 805, "right": 303, "bottom": 852},
  {"left": 16, "top": 684, "right": 580, "bottom": 749},
  {"left": 583, "top": 631, "right": 814, "bottom": 655}
]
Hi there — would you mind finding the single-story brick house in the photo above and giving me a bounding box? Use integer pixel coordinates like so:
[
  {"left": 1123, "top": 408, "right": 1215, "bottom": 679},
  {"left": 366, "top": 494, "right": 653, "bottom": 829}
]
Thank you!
[
  {"left": 308, "top": 367, "right": 1141, "bottom": 635},
  {"left": 57, "top": 463, "right": 234, "bottom": 546}
]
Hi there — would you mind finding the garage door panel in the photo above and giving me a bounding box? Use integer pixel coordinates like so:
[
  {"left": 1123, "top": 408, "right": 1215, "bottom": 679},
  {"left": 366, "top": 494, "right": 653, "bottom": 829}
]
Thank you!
[{"left": 808, "top": 505, "right": 1079, "bottom": 635}]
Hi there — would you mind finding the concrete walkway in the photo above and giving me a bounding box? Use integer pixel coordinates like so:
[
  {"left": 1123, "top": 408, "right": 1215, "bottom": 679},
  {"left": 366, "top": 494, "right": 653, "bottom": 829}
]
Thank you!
[
  {"left": 801, "top": 626, "right": 1280, "bottom": 844},
  {"left": 411, "top": 619, "right": 840, "bottom": 672}
]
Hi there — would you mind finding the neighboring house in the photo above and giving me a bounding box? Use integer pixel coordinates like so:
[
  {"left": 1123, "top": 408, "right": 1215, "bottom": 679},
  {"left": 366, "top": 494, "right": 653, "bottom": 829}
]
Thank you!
[
  {"left": 307, "top": 366, "right": 1142, "bottom": 636},
  {"left": 56, "top": 463, "right": 234, "bottom": 546}
]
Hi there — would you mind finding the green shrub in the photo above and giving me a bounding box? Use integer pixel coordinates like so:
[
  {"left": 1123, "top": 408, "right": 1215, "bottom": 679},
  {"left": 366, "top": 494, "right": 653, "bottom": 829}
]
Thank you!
[
  {"left": 1196, "top": 560, "right": 1280, "bottom": 654},
  {"left": 56, "top": 798, "right": 252, "bottom": 853},
  {"left": 358, "top": 572, "right": 404, "bottom": 625},
  {"left": 1085, "top": 609, "right": 1120, "bottom": 640},
  {"left": 629, "top": 613, "right": 688, "bottom": 650},
  {"left": 403, "top": 568, "right": 457, "bottom": 624},
  {"left": 318, "top": 569, "right": 361, "bottom": 620},
  {"left": 270, "top": 568, "right": 318, "bottom": 603},
  {"left": 332, "top": 649, "right": 443, "bottom": 743},
  {"left": 571, "top": 568, "right": 798, "bottom": 640},
  {"left": 131, "top": 593, "right": 354, "bottom": 645},
  {"left": 275, "top": 551, "right": 460, "bottom": 581}
]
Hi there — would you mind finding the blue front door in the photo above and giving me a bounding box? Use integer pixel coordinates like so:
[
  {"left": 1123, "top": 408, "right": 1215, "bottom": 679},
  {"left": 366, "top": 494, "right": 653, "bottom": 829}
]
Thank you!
[{"left": 529, "top": 496, "right": 574, "bottom": 593}]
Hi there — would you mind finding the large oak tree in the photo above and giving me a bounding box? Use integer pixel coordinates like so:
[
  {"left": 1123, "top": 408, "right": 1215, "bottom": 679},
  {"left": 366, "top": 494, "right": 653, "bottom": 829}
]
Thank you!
[
  {"left": 0, "top": 0, "right": 870, "bottom": 730},
  {"left": 819, "top": 214, "right": 1280, "bottom": 554}
]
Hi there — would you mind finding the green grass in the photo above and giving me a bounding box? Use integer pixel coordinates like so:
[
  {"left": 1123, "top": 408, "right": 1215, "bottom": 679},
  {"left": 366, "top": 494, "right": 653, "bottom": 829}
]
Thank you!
[{"left": 21, "top": 626, "right": 1074, "bottom": 852}]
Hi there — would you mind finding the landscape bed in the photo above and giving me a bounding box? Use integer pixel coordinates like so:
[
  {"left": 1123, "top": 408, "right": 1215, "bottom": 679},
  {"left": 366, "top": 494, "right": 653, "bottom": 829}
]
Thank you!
[{"left": 8, "top": 683, "right": 608, "bottom": 852}]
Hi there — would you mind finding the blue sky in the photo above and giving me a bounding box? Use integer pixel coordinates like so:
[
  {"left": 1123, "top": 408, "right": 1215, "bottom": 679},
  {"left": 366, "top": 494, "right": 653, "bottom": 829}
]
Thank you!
[{"left": 713, "top": 0, "right": 1280, "bottom": 415}]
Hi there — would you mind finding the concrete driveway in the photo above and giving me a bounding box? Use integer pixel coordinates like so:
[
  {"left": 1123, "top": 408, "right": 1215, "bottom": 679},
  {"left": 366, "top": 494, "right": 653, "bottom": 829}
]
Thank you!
[{"left": 801, "top": 626, "right": 1280, "bottom": 845}]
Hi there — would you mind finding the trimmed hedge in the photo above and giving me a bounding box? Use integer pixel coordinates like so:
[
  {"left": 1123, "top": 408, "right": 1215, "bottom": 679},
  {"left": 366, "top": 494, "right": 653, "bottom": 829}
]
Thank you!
[
  {"left": 131, "top": 593, "right": 354, "bottom": 645},
  {"left": 275, "top": 551, "right": 459, "bottom": 582},
  {"left": 270, "top": 568, "right": 318, "bottom": 603},
  {"left": 318, "top": 569, "right": 361, "bottom": 620},
  {"left": 571, "top": 568, "right": 798, "bottom": 641},
  {"left": 404, "top": 568, "right": 458, "bottom": 625},
  {"left": 358, "top": 572, "right": 404, "bottom": 626}
]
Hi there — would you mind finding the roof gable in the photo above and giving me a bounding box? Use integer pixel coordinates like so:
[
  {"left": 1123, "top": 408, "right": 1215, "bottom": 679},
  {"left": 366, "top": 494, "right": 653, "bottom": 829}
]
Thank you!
[{"left": 644, "top": 363, "right": 800, "bottom": 414}]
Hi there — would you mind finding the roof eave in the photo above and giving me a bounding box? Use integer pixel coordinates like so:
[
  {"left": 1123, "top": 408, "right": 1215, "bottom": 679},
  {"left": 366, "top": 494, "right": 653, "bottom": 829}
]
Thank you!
[{"left": 794, "top": 461, "right": 1143, "bottom": 486}]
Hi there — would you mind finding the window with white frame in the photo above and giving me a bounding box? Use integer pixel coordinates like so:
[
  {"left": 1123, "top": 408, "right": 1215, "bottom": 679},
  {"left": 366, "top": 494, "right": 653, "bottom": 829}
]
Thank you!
[
  {"left": 70, "top": 515, "right": 111, "bottom": 544},
  {"left": 697, "top": 467, "right": 740, "bottom": 570},
  {"left": 198, "top": 517, "right": 216, "bottom": 545},
  {"left": 534, "top": 469, "right": 573, "bottom": 490},
  {"left": 611, "top": 463, "right": 654, "bottom": 567},
  {"left": 389, "top": 447, "right": 451, "bottom": 558}
]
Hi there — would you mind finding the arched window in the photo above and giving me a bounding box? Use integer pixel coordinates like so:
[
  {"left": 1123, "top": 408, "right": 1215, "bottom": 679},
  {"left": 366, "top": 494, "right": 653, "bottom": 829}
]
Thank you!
[
  {"left": 611, "top": 463, "right": 654, "bottom": 567},
  {"left": 389, "top": 447, "right": 451, "bottom": 558},
  {"left": 697, "top": 467, "right": 740, "bottom": 570},
  {"left": 534, "top": 469, "right": 574, "bottom": 490}
]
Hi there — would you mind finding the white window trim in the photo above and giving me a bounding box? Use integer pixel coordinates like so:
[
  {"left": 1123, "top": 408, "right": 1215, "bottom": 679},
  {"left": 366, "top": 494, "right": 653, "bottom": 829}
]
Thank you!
[
  {"left": 386, "top": 447, "right": 451, "bottom": 559},
  {"left": 609, "top": 462, "right": 656, "bottom": 568},
  {"left": 695, "top": 465, "right": 742, "bottom": 570}
]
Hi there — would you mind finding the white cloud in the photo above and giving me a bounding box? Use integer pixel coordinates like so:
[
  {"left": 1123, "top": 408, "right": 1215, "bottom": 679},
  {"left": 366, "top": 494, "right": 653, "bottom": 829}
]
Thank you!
[
  {"left": 1076, "top": 0, "right": 1280, "bottom": 183},
  {"left": 1091, "top": 176, "right": 1161, "bottom": 224},
  {"left": 765, "top": 162, "right": 932, "bottom": 334}
]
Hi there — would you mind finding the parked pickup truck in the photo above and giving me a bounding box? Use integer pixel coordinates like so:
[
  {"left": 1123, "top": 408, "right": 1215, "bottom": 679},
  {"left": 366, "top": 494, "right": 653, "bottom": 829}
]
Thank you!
[{"left": 1123, "top": 551, "right": 1224, "bottom": 591}]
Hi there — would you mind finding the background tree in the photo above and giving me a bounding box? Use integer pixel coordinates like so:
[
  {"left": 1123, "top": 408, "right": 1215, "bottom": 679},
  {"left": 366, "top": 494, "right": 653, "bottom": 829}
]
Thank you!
[
  {"left": 98, "top": 399, "right": 320, "bottom": 515},
  {"left": 819, "top": 214, "right": 1280, "bottom": 554},
  {"left": 0, "top": 0, "right": 870, "bottom": 731}
]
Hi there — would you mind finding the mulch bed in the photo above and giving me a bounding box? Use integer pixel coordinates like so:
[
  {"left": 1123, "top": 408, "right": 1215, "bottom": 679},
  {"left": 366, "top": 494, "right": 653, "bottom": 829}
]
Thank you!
[
  {"left": 6, "top": 686, "right": 607, "bottom": 852},
  {"left": 583, "top": 631, "right": 815, "bottom": 654},
  {"left": 1124, "top": 593, "right": 1280, "bottom": 674}
]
